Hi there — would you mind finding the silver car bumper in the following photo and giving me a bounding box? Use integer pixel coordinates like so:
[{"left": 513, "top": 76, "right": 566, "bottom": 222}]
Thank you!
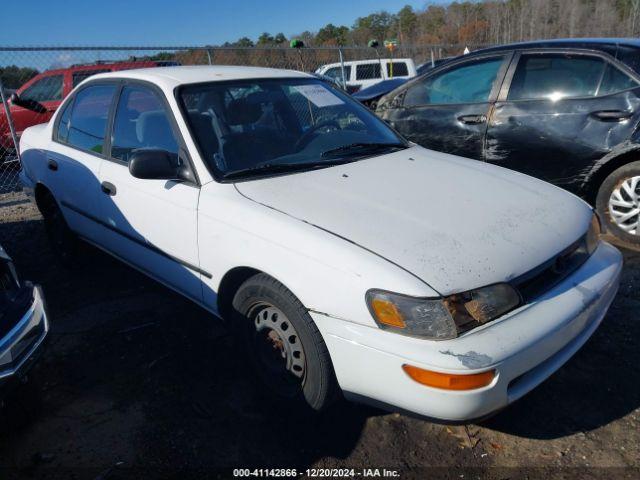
[{"left": 0, "top": 285, "right": 49, "bottom": 381}]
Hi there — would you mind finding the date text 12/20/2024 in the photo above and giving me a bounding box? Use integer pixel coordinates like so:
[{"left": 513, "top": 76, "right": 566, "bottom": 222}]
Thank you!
[{"left": 233, "top": 469, "right": 401, "bottom": 478}]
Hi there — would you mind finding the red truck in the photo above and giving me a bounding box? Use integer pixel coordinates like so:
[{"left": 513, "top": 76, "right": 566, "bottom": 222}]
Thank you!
[{"left": 1, "top": 59, "right": 178, "bottom": 159}]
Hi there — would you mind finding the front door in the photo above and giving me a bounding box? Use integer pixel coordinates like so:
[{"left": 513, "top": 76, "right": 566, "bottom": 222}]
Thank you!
[
  {"left": 97, "top": 83, "right": 203, "bottom": 303},
  {"left": 384, "top": 54, "right": 511, "bottom": 160},
  {"left": 486, "top": 50, "right": 640, "bottom": 193}
]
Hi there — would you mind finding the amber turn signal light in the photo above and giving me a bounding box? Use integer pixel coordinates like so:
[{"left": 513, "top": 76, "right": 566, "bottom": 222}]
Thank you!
[
  {"left": 402, "top": 364, "right": 495, "bottom": 391},
  {"left": 371, "top": 298, "right": 406, "bottom": 328}
]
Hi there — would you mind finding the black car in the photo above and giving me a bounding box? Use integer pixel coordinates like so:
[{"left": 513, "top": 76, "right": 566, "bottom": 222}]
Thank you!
[
  {"left": 376, "top": 38, "right": 640, "bottom": 245},
  {"left": 0, "top": 244, "right": 48, "bottom": 390}
]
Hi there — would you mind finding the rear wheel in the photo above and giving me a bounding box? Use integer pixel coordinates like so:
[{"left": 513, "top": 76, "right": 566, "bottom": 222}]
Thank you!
[
  {"left": 39, "top": 191, "right": 78, "bottom": 265},
  {"left": 596, "top": 161, "right": 640, "bottom": 245},
  {"left": 232, "top": 273, "right": 338, "bottom": 412}
]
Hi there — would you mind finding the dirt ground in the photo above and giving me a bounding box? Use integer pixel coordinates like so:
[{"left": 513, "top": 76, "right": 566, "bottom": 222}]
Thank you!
[{"left": 0, "top": 189, "right": 638, "bottom": 480}]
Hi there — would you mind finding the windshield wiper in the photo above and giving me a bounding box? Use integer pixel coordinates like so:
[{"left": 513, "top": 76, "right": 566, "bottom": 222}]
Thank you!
[
  {"left": 222, "top": 159, "right": 354, "bottom": 180},
  {"left": 320, "top": 142, "right": 407, "bottom": 158}
]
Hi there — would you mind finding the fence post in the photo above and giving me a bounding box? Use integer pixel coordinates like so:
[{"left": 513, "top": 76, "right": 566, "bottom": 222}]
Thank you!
[
  {"left": 0, "top": 78, "right": 20, "bottom": 163},
  {"left": 206, "top": 49, "right": 212, "bottom": 65},
  {"left": 338, "top": 48, "right": 347, "bottom": 90}
]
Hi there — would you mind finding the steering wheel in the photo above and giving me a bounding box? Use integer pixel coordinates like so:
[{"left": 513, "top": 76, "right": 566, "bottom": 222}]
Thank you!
[{"left": 295, "top": 120, "right": 341, "bottom": 151}]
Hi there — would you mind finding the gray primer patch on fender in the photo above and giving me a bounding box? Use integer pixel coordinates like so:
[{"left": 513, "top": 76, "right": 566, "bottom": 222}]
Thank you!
[{"left": 439, "top": 350, "right": 493, "bottom": 369}]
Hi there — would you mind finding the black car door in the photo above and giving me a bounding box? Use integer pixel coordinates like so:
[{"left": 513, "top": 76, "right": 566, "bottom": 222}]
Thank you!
[
  {"left": 381, "top": 52, "right": 512, "bottom": 160},
  {"left": 486, "top": 49, "right": 640, "bottom": 194}
]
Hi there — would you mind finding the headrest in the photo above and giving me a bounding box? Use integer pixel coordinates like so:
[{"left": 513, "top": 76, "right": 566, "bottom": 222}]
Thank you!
[{"left": 225, "top": 98, "right": 263, "bottom": 125}]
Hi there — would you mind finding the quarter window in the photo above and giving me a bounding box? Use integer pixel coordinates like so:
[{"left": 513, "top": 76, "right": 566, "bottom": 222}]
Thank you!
[
  {"left": 598, "top": 64, "right": 640, "bottom": 95},
  {"left": 508, "top": 54, "right": 605, "bottom": 101},
  {"left": 20, "top": 75, "right": 64, "bottom": 102},
  {"left": 56, "top": 99, "right": 73, "bottom": 142},
  {"left": 356, "top": 63, "right": 381, "bottom": 80},
  {"left": 65, "top": 84, "right": 116, "bottom": 153},
  {"left": 404, "top": 57, "right": 504, "bottom": 106},
  {"left": 111, "top": 86, "right": 179, "bottom": 162}
]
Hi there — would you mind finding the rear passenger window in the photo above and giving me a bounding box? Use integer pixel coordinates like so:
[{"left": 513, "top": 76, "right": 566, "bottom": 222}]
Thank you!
[
  {"left": 387, "top": 62, "right": 409, "bottom": 77},
  {"left": 111, "top": 86, "right": 179, "bottom": 162},
  {"left": 598, "top": 64, "right": 640, "bottom": 95},
  {"left": 508, "top": 54, "right": 605, "bottom": 101},
  {"left": 65, "top": 84, "right": 116, "bottom": 153},
  {"left": 356, "top": 63, "right": 381, "bottom": 80}
]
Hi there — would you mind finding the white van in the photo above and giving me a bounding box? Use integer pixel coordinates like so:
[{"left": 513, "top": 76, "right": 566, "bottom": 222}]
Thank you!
[{"left": 315, "top": 58, "right": 417, "bottom": 92}]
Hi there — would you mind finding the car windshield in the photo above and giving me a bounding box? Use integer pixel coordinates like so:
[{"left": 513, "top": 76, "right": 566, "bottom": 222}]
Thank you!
[{"left": 178, "top": 78, "right": 407, "bottom": 180}]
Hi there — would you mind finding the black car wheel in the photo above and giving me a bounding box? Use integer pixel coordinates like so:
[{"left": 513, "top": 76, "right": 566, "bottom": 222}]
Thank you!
[
  {"left": 39, "top": 192, "right": 78, "bottom": 265},
  {"left": 232, "top": 273, "right": 338, "bottom": 412},
  {"left": 596, "top": 161, "right": 640, "bottom": 245}
]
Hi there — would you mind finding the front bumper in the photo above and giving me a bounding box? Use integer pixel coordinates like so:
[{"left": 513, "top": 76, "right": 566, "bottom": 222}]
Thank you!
[
  {"left": 0, "top": 285, "right": 49, "bottom": 384},
  {"left": 312, "top": 241, "right": 622, "bottom": 422}
]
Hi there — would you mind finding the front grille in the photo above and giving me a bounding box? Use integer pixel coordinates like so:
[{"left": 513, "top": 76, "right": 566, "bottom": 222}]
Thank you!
[{"left": 514, "top": 236, "right": 591, "bottom": 302}]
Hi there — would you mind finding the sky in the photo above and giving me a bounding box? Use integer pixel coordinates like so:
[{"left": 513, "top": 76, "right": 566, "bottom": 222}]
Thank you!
[{"left": 1, "top": 0, "right": 433, "bottom": 46}]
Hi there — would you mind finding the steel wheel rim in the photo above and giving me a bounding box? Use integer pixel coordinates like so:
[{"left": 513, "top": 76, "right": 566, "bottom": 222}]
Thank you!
[
  {"left": 250, "top": 303, "right": 306, "bottom": 396},
  {"left": 609, "top": 175, "right": 640, "bottom": 235}
]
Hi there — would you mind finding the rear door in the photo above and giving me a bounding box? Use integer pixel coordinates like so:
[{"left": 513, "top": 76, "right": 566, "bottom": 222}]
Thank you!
[
  {"left": 486, "top": 49, "right": 640, "bottom": 192},
  {"left": 96, "top": 81, "right": 203, "bottom": 303},
  {"left": 47, "top": 83, "right": 117, "bottom": 242},
  {"left": 385, "top": 53, "right": 512, "bottom": 160},
  {"left": 354, "top": 62, "right": 383, "bottom": 92}
]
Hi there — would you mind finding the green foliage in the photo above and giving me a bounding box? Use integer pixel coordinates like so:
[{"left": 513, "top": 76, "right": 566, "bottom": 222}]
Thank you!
[{"left": 0, "top": 65, "right": 39, "bottom": 90}]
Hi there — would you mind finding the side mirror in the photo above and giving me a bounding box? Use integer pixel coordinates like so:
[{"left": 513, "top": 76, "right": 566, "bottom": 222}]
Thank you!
[
  {"left": 129, "top": 149, "right": 194, "bottom": 182},
  {"left": 10, "top": 93, "right": 47, "bottom": 114}
]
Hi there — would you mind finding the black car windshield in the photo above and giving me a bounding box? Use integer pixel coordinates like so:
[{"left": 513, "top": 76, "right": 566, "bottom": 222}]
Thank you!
[{"left": 178, "top": 78, "right": 407, "bottom": 180}]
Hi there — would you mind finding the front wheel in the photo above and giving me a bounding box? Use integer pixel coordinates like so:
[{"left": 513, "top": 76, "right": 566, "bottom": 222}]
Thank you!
[
  {"left": 596, "top": 161, "right": 640, "bottom": 246},
  {"left": 232, "top": 273, "right": 338, "bottom": 412}
]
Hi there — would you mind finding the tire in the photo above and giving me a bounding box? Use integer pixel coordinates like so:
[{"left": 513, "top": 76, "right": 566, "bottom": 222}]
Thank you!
[
  {"left": 39, "top": 192, "right": 78, "bottom": 266},
  {"left": 596, "top": 161, "right": 640, "bottom": 245},
  {"left": 232, "top": 273, "right": 338, "bottom": 412}
]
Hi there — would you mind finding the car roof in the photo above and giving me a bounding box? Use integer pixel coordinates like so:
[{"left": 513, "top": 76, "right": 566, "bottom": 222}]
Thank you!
[
  {"left": 474, "top": 37, "right": 640, "bottom": 54},
  {"left": 86, "top": 65, "right": 312, "bottom": 88},
  {"left": 319, "top": 58, "right": 413, "bottom": 69}
]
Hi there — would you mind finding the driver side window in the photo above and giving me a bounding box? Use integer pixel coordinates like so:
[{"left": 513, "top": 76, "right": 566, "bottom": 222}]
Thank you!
[{"left": 404, "top": 57, "right": 505, "bottom": 107}]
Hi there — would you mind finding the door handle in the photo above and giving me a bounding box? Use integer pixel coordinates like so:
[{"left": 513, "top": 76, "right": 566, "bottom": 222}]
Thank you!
[
  {"left": 47, "top": 159, "right": 58, "bottom": 171},
  {"left": 591, "top": 110, "right": 633, "bottom": 121},
  {"left": 101, "top": 181, "right": 117, "bottom": 196},
  {"left": 458, "top": 114, "right": 487, "bottom": 125}
]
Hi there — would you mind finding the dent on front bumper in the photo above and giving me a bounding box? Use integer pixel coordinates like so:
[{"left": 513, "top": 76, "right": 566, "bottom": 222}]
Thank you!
[
  {"left": 0, "top": 285, "right": 49, "bottom": 383},
  {"left": 311, "top": 241, "right": 623, "bottom": 422}
]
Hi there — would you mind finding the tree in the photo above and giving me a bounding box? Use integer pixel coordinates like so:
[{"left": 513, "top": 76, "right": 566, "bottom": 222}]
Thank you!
[
  {"left": 396, "top": 5, "right": 417, "bottom": 42},
  {"left": 274, "top": 32, "right": 288, "bottom": 45},
  {"left": 235, "top": 37, "right": 255, "bottom": 47},
  {"left": 316, "top": 24, "right": 350, "bottom": 45},
  {"left": 0, "top": 65, "right": 39, "bottom": 89},
  {"left": 257, "top": 32, "right": 275, "bottom": 45}
]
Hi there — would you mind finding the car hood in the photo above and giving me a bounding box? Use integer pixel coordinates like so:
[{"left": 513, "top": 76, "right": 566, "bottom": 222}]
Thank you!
[{"left": 234, "top": 146, "right": 592, "bottom": 295}]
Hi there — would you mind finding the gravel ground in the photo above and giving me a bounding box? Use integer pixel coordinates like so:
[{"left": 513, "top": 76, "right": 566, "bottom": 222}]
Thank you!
[{"left": 0, "top": 190, "right": 638, "bottom": 480}]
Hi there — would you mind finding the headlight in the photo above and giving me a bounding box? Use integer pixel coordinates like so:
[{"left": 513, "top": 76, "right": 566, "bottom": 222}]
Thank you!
[
  {"left": 366, "top": 283, "right": 521, "bottom": 340},
  {"left": 585, "top": 212, "right": 601, "bottom": 255}
]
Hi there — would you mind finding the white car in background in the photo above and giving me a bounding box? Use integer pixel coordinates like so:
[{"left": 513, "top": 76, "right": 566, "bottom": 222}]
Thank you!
[
  {"left": 315, "top": 58, "right": 417, "bottom": 92},
  {"left": 18, "top": 66, "right": 622, "bottom": 421}
]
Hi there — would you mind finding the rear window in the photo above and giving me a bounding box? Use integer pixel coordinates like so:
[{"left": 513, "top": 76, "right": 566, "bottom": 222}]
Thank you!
[
  {"left": 356, "top": 63, "right": 381, "bottom": 80},
  {"left": 72, "top": 69, "right": 110, "bottom": 87},
  {"left": 387, "top": 62, "right": 409, "bottom": 77},
  {"left": 598, "top": 64, "right": 640, "bottom": 95},
  {"left": 20, "top": 75, "right": 63, "bottom": 102}
]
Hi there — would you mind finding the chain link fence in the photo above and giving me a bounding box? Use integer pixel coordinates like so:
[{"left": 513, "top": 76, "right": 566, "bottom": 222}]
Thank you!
[{"left": 0, "top": 44, "right": 480, "bottom": 193}]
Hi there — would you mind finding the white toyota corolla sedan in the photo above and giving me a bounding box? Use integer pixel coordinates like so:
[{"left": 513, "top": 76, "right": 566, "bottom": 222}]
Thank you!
[{"left": 18, "top": 66, "right": 622, "bottom": 421}]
